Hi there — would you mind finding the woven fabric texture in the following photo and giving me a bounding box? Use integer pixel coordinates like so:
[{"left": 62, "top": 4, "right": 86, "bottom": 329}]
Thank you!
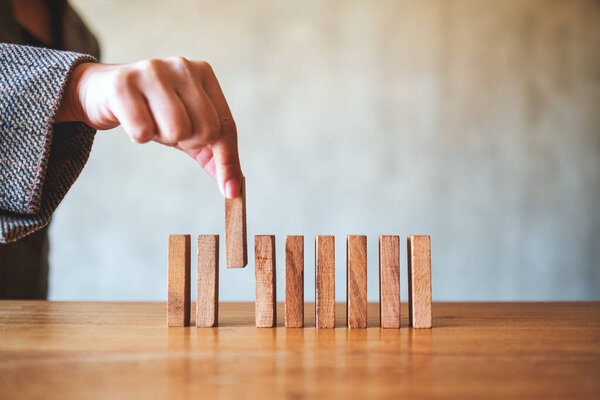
[{"left": 0, "top": 43, "right": 97, "bottom": 243}]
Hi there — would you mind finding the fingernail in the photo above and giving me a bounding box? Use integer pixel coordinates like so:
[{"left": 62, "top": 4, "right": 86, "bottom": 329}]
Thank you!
[{"left": 225, "top": 179, "right": 239, "bottom": 199}]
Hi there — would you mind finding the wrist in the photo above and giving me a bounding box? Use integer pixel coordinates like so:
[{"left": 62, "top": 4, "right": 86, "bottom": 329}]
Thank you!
[{"left": 55, "top": 62, "right": 94, "bottom": 124}]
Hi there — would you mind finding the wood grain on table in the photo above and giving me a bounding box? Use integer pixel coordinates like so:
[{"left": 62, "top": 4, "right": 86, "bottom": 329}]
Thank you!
[{"left": 0, "top": 302, "right": 598, "bottom": 400}]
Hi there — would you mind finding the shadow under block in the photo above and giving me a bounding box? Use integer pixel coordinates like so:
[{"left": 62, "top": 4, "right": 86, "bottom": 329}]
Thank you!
[
  {"left": 285, "top": 235, "right": 304, "bottom": 328},
  {"left": 379, "top": 235, "right": 400, "bottom": 328},
  {"left": 316, "top": 235, "right": 335, "bottom": 328},
  {"left": 168, "top": 235, "right": 191, "bottom": 327},
  {"left": 347, "top": 235, "right": 367, "bottom": 329},
  {"left": 197, "top": 235, "right": 219, "bottom": 328},
  {"left": 225, "top": 176, "right": 248, "bottom": 268},
  {"left": 255, "top": 235, "right": 276, "bottom": 328},
  {"left": 407, "top": 235, "right": 432, "bottom": 328}
]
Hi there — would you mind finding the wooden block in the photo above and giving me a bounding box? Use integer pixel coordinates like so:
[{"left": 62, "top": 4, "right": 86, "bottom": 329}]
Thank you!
[
  {"left": 346, "top": 235, "right": 367, "bottom": 329},
  {"left": 285, "top": 235, "right": 304, "bottom": 328},
  {"left": 168, "top": 235, "right": 191, "bottom": 327},
  {"left": 225, "top": 176, "right": 248, "bottom": 268},
  {"left": 197, "top": 235, "right": 219, "bottom": 327},
  {"left": 407, "top": 235, "right": 432, "bottom": 328},
  {"left": 379, "top": 235, "right": 400, "bottom": 328},
  {"left": 316, "top": 235, "right": 335, "bottom": 328},
  {"left": 255, "top": 235, "right": 276, "bottom": 328}
]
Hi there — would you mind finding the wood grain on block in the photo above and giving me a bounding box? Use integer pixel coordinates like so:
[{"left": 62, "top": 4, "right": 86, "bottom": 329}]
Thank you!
[
  {"left": 379, "top": 235, "right": 400, "bottom": 328},
  {"left": 168, "top": 235, "right": 191, "bottom": 327},
  {"left": 316, "top": 235, "right": 335, "bottom": 328},
  {"left": 197, "top": 235, "right": 219, "bottom": 328},
  {"left": 285, "top": 235, "right": 304, "bottom": 328},
  {"left": 255, "top": 235, "right": 276, "bottom": 328},
  {"left": 225, "top": 176, "right": 248, "bottom": 268},
  {"left": 407, "top": 235, "right": 432, "bottom": 328},
  {"left": 346, "top": 235, "right": 367, "bottom": 329}
]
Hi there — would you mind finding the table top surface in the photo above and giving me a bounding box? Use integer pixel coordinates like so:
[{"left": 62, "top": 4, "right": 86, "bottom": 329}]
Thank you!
[{"left": 0, "top": 301, "right": 598, "bottom": 399}]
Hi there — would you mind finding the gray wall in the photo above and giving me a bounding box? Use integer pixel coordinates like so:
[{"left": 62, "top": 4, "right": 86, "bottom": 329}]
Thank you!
[{"left": 49, "top": 0, "right": 600, "bottom": 301}]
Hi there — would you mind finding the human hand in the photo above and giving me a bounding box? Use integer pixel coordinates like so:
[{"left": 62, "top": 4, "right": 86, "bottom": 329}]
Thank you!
[{"left": 55, "top": 58, "right": 243, "bottom": 198}]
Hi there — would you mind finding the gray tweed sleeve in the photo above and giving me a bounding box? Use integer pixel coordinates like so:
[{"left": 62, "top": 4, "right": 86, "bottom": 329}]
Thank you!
[{"left": 0, "top": 43, "right": 97, "bottom": 243}]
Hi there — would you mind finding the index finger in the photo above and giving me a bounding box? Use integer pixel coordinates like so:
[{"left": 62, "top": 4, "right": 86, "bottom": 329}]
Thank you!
[{"left": 195, "top": 61, "right": 243, "bottom": 198}]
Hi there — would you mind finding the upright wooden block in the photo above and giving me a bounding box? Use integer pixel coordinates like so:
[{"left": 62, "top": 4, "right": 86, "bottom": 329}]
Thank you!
[
  {"left": 255, "top": 235, "right": 276, "bottom": 328},
  {"left": 197, "top": 235, "right": 219, "bottom": 328},
  {"left": 225, "top": 176, "right": 248, "bottom": 268},
  {"left": 168, "top": 235, "right": 191, "bottom": 327},
  {"left": 346, "top": 235, "right": 367, "bottom": 329},
  {"left": 285, "top": 235, "right": 304, "bottom": 328},
  {"left": 407, "top": 235, "right": 432, "bottom": 328},
  {"left": 316, "top": 235, "right": 335, "bottom": 328},
  {"left": 379, "top": 235, "right": 400, "bottom": 328}
]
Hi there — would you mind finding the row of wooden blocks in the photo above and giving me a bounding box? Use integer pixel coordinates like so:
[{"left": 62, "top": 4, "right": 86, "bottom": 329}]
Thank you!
[{"left": 168, "top": 234, "right": 432, "bottom": 329}]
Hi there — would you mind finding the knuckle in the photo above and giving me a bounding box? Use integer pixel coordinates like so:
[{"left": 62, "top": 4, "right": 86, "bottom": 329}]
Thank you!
[
  {"left": 167, "top": 56, "right": 193, "bottom": 80},
  {"left": 195, "top": 60, "right": 213, "bottom": 75},
  {"left": 130, "top": 127, "right": 154, "bottom": 144},
  {"left": 163, "top": 124, "right": 190, "bottom": 144},
  {"left": 131, "top": 134, "right": 150, "bottom": 144},
  {"left": 137, "top": 58, "right": 163, "bottom": 77},
  {"left": 136, "top": 59, "right": 152, "bottom": 71},
  {"left": 160, "top": 133, "right": 178, "bottom": 146},
  {"left": 168, "top": 56, "right": 189, "bottom": 69}
]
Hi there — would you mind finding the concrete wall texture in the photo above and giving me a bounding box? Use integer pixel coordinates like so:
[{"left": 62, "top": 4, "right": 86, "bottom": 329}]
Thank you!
[{"left": 49, "top": 0, "right": 600, "bottom": 301}]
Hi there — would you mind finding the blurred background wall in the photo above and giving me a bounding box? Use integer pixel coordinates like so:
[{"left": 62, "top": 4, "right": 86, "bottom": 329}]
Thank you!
[{"left": 49, "top": 0, "right": 600, "bottom": 301}]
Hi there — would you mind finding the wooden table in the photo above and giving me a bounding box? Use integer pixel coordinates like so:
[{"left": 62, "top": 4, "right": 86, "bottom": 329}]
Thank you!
[{"left": 0, "top": 301, "right": 598, "bottom": 399}]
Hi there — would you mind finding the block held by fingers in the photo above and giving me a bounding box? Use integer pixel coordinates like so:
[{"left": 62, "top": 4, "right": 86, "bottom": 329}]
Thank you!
[{"left": 225, "top": 176, "right": 247, "bottom": 268}]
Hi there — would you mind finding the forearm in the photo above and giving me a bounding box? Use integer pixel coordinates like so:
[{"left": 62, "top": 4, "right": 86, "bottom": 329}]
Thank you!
[{"left": 0, "top": 43, "right": 97, "bottom": 243}]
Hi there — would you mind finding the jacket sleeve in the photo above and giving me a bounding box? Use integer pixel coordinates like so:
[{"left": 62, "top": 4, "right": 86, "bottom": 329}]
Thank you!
[{"left": 0, "top": 43, "right": 97, "bottom": 243}]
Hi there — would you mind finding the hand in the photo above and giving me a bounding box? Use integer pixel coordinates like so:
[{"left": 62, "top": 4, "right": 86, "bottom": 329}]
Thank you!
[{"left": 55, "top": 58, "right": 243, "bottom": 198}]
